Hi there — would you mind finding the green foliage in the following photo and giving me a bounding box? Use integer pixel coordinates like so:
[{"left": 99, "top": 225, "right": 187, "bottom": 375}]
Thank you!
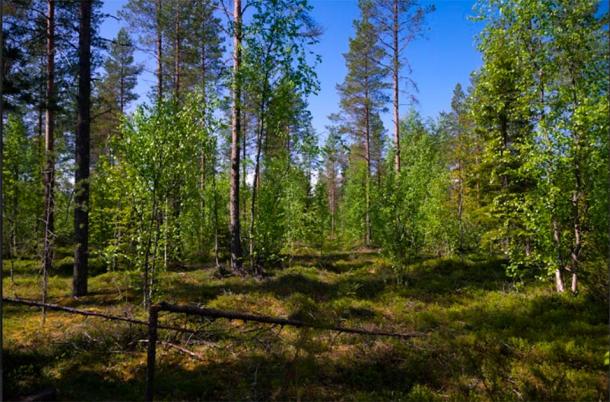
[
  {"left": 471, "top": 0, "right": 609, "bottom": 289},
  {"left": 3, "top": 114, "right": 41, "bottom": 257},
  {"left": 334, "top": 0, "right": 390, "bottom": 248},
  {"left": 340, "top": 153, "right": 369, "bottom": 245},
  {"left": 378, "top": 112, "right": 455, "bottom": 263},
  {"left": 233, "top": 0, "right": 322, "bottom": 269},
  {"left": 3, "top": 3, "right": 608, "bottom": 399},
  {"left": 90, "top": 93, "right": 221, "bottom": 303}
]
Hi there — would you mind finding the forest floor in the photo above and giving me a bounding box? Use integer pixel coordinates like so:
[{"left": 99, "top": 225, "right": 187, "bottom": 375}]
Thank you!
[{"left": 4, "top": 250, "right": 608, "bottom": 401}]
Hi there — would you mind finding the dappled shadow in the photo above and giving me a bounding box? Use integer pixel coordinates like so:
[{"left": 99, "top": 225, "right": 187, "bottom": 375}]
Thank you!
[
  {"left": 435, "top": 291, "right": 609, "bottom": 401},
  {"left": 5, "top": 252, "right": 608, "bottom": 401},
  {"left": 156, "top": 271, "right": 340, "bottom": 305},
  {"left": 158, "top": 268, "right": 391, "bottom": 306},
  {"left": 59, "top": 289, "right": 140, "bottom": 308},
  {"left": 337, "top": 306, "right": 378, "bottom": 320},
  {"left": 4, "top": 349, "right": 52, "bottom": 400},
  {"left": 280, "top": 251, "right": 381, "bottom": 274},
  {"left": 53, "top": 258, "right": 107, "bottom": 278},
  {"left": 4, "top": 319, "right": 148, "bottom": 401},
  {"left": 150, "top": 344, "right": 427, "bottom": 401},
  {"left": 260, "top": 273, "right": 336, "bottom": 299},
  {"left": 393, "top": 257, "right": 513, "bottom": 303},
  {"left": 317, "top": 258, "right": 374, "bottom": 274},
  {"left": 4, "top": 314, "right": 425, "bottom": 401},
  {"left": 455, "top": 291, "right": 608, "bottom": 342},
  {"left": 282, "top": 251, "right": 350, "bottom": 266}
]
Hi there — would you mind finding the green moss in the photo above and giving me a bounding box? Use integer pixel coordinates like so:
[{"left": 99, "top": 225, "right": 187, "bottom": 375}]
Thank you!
[{"left": 4, "top": 253, "right": 607, "bottom": 401}]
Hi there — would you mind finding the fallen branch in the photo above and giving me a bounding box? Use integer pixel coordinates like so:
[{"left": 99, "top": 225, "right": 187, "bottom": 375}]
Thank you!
[
  {"left": 3, "top": 297, "right": 423, "bottom": 339},
  {"left": 3, "top": 297, "right": 199, "bottom": 334},
  {"left": 157, "top": 301, "right": 423, "bottom": 339}
]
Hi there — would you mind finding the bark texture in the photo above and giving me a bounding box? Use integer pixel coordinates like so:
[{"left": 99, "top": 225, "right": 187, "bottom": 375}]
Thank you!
[
  {"left": 42, "top": 0, "right": 56, "bottom": 307},
  {"left": 73, "top": 0, "right": 92, "bottom": 297},
  {"left": 229, "top": 0, "right": 243, "bottom": 272}
]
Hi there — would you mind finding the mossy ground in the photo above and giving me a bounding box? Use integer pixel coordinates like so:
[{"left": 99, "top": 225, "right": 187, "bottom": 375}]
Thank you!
[{"left": 4, "top": 251, "right": 608, "bottom": 401}]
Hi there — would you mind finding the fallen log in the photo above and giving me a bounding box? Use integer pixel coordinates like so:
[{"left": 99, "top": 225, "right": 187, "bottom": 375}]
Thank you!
[
  {"left": 157, "top": 301, "right": 422, "bottom": 339},
  {"left": 3, "top": 297, "right": 199, "bottom": 334}
]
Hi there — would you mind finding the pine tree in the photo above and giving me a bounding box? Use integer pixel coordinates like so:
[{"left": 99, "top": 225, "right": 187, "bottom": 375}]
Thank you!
[
  {"left": 93, "top": 28, "right": 142, "bottom": 162},
  {"left": 229, "top": 0, "right": 244, "bottom": 272},
  {"left": 121, "top": 0, "right": 166, "bottom": 102},
  {"left": 100, "top": 28, "right": 141, "bottom": 115},
  {"left": 73, "top": 0, "right": 93, "bottom": 297},
  {"left": 444, "top": 83, "right": 481, "bottom": 254},
  {"left": 42, "top": 0, "right": 56, "bottom": 309},
  {"left": 371, "top": 0, "right": 432, "bottom": 173},
  {"left": 321, "top": 122, "right": 346, "bottom": 240},
  {"left": 336, "top": 0, "right": 389, "bottom": 246}
]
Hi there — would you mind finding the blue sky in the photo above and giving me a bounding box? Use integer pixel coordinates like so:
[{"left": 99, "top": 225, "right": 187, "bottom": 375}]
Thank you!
[{"left": 99, "top": 0, "right": 484, "bottom": 138}]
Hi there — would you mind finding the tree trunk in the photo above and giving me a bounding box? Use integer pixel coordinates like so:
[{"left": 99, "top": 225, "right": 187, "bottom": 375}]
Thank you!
[
  {"left": 568, "top": 77, "right": 583, "bottom": 295},
  {"left": 174, "top": 11, "right": 180, "bottom": 100},
  {"left": 198, "top": 148, "right": 206, "bottom": 254},
  {"left": 119, "top": 68, "right": 125, "bottom": 115},
  {"left": 229, "top": 0, "right": 243, "bottom": 272},
  {"left": 555, "top": 268, "right": 565, "bottom": 292},
  {"left": 42, "top": 0, "right": 56, "bottom": 311},
  {"left": 151, "top": 206, "right": 163, "bottom": 305},
  {"left": 249, "top": 78, "right": 269, "bottom": 273},
  {"left": 241, "top": 110, "right": 248, "bottom": 228},
  {"left": 198, "top": 31, "right": 208, "bottom": 256},
  {"left": 73, "top": 0, "right": 92, "bottom": 297},
  {"left": 392, "top": 0, "right": 400, "bottom": 173},
  {"left": 457, "top": 158, "right": 464, "bottom": 254},
  {"left": 551, "top": 219, "right": 565, "bottom": 292},
  {"left": 156, "top": 0, "right": 163, "bottom": 102},
  {"left": 0, "top": 2, "right": 4, "bottom": 394},
  {"left": 211, "top": 151, "right": 220, "bottom": 268},
  {"left": 142, "top": 199, "right": 156, "bottom": 308},
  {"left": 570, "top": 272, "right": 577, "bottom": 294},
  {"left": 249, "top": 105, "right": 266, "bottom": 273},
  {"left": 364, "top": 103, "right": 371, "bottom": 247},
  {"left": 329, "top": 165, "right": 336, "bottom": 239}
]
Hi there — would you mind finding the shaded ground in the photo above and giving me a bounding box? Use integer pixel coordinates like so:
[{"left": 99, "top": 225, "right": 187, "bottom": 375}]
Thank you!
[{"left": 4, "top": 252, "right": 608, "bottom": 401}]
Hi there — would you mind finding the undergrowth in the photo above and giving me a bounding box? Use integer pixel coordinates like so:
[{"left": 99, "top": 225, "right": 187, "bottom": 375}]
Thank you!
[{"left": 4, "top": 252, "right": 607, "bottom": 401}]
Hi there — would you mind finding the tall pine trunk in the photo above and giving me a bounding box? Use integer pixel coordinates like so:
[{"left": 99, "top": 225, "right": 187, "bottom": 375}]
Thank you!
[
  {"left": 241, "top": 110, "right": 248, "bottom": 228},
  {"left": 199, "top": 28, "right": 208, "bottom": 256},
  {"left": 73, "top": 0, "right": 92, "bottom": 297},
  {"left": 364, "top": 102, "right": 371, "bottom": 247},
  {"left": 42, "top": 0, "right": 55, "bottom": 311},
  {"left": 229, "top": 0, "right": 243, "bottom": 272},
  {"left": 156, "top": 0, "right": 163, "bottom": 102},
  {"left": 392, "top": 0, "right": 400, "bottom": 173},
  {"left": 457, "top": 159, "right": 464, "bottom": 254},
  {"left": 329, "top": 166, "right": 337, "bottom": 239},
  {"left": 0, "top": 2, "right": 5, "bottom": 396},
  {"left": 174, "top": 12, "right": 180, "bottom": 100}
]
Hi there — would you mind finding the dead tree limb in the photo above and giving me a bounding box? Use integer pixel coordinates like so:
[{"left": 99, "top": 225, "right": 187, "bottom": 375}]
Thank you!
[
  {"left": 3, "top": 297, "right": 198, "bottom": 334},
  {"left": 157, "top": 301, "right": 422, "bottom": 339},
  {"left": 5, "top": 296, "right": 424, "bottom": 402},
  {"left": 144, "top": 301, "right": 423, "bottom": 400}
]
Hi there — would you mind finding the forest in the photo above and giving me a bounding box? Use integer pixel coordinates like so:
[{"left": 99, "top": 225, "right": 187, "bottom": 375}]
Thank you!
[{"left": 0, "top": 0, "right": 608, "bottom": 400}]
